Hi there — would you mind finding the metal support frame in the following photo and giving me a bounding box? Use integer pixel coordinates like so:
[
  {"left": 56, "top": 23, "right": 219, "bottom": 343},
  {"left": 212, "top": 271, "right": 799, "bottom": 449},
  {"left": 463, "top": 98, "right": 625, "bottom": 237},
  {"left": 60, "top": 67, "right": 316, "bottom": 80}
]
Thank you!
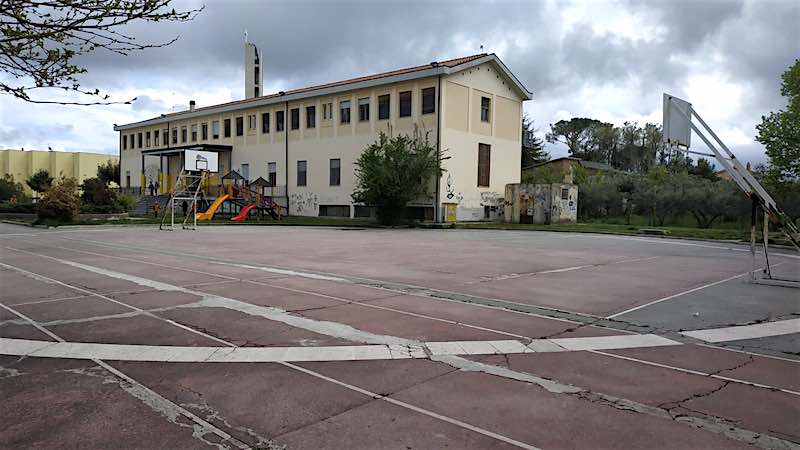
[
  {"left": 159, "top": 170, "right": 207, "bottom": 231},
  {"left": 665, "top": 94, "right": 799, "bottom": 288}
]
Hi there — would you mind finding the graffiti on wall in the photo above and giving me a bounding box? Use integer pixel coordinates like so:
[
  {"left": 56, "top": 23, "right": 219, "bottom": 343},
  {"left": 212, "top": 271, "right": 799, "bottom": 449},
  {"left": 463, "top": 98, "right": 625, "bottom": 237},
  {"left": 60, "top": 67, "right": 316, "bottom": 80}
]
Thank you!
[
  {"left": 479, "top": 191, "right": 501, "bottom": 207},
  {"left": 444, "top": 174, "right": 463, "bottom": 204},
  {"left": 290, "top": 192, "right": 318, "bottom": 213}
]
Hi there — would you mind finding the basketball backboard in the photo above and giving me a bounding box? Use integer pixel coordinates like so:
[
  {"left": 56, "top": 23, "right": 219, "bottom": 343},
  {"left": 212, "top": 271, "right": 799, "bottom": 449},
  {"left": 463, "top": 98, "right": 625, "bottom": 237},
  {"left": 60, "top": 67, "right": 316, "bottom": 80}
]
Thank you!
[
  {"left": 663, "top": 93, "right": 692, "bottom": 148},
  {"left": 184, "top": 149, "right": 219, "bottom": 172}
]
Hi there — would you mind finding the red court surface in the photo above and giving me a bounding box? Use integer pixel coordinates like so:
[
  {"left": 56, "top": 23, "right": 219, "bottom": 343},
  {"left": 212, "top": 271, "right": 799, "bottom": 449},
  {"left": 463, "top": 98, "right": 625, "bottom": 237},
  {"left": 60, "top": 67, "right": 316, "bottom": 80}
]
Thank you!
[{"left": 0, "top": 224, "right": 798, "bottom": 449}]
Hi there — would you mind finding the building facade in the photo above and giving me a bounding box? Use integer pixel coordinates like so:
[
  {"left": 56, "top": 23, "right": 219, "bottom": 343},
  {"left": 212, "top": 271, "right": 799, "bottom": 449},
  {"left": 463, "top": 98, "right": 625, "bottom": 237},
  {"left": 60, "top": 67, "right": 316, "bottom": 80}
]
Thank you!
[
  {"left": 114, "top": 52, "right": 531, "bottom": 220},
  {"left": 0, "top": 149, "right": 117, "bottom": 194}
]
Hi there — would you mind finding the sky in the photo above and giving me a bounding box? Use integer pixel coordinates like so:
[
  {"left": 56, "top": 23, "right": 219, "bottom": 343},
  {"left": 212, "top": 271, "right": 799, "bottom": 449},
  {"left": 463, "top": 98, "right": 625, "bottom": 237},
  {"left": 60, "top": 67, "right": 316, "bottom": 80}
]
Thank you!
[{"left": 1, "top": 0, "right": 798, "bottom": 167}]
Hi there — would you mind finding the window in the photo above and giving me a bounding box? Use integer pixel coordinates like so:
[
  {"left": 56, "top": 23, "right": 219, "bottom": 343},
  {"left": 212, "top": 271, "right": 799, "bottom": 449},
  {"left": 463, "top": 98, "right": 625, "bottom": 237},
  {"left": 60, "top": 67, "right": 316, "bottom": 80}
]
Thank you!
[
  {"left": 481, "top": 96, "right": 491, "bottom": 122},
  {"left": 268, "top": 162, "right": 277, "bottom": 186},
  {"left": 290, "top": 108, "right": 300, "bottom": 130},
  {"left": 212, "top": 121, "right": 220, "bottom": 139},
  {"left": 422, "top": 87, "right": 435, "bottom": 114},
  {"left": 162, "top": 129, "right": 168, "bottom": 145},
  {"left": 154, "top": 130, "right": 160, "bottom": 146},
  {"left": 145, "top": 131, "right": 151, "bottom": 147},
  {"left": 261, "top": 112, "right": 270, "bottom": 133},
  {"left": 276, "top": 110, "right": 285, "bottom": 131},
  {"left": 248, "top": 114, "right": 256, "bottom": 130},
  {"left": 137, "top": 132, "right": 143, "bottom": 147},
  {"left": 399, "top": 91, "right": 412, "bottom": 117},
  {"left": 254, "top": 66, "right": 259, "bottom": 84},
  {"left": 378, "top": 94, "right": 390, "bottom": 120},
  {"left": 122, "top": 135, "right": 127, "bottom": 150},
  {"left": 358, "top": 97, "right": 370, "bottom": 121},
  {"left": 125, "top": 171, "right": 130, "bottom": 188},
  {"left": 235, "top": 117, "right": 244, "bottom": 136},
  {"left": 172, "top": 128, "right": 178, "bottom": 144},
  {"left": 329, "top": 158, "right": 341, "bottom": 186},
  {"left": 224, "top": 118, "right": 231, "bottom": 137},
  {"left": 306, "top": 106, "right": 316, "bottom": 128},
  {"left": 340, "top": 100, "right": 351, "bottom": 124},
  {"left": 297, "top": 160, "right": 307, "bottom": 186},
  {"left": 561, "top": 188, "right": 569, "bottom": 200},
  {"left": 322, "top": 102, "right": 333, "bottom": 120},
  {"left": 191, "top": 124, "right": 197, "bottom": 142},
  {"left": 180, "top": 126, "right": 187, "bottom": 143},
  {"left": 240, "top": 163, "right": 249, "bottom": 181},
  {"left": 254, "top": 87, "right": 259, "bottom": 97},
  {"left": 478, "top": 143, "right": 491, "bottom": 187},
  {"left": 201, "top": 123, "right": 208, "bottom": 140}
]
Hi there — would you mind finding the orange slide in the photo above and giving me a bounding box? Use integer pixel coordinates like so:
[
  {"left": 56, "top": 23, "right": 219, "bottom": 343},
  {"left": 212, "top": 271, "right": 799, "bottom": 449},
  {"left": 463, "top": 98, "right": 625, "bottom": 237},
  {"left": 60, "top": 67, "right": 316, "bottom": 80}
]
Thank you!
[
  {"left": 231, "top": 204, "right": 256, "bottom": 222},
  {"left": 195, "top": 194, "right": 230, "bottom": 221}
]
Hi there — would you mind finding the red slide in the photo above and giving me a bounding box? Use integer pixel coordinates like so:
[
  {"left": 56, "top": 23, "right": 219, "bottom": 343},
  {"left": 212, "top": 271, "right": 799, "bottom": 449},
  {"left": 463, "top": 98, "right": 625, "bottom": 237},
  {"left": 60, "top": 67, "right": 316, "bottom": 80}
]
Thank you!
[{"left": 231, "top": 204, "right": 257, "bottom": 222}]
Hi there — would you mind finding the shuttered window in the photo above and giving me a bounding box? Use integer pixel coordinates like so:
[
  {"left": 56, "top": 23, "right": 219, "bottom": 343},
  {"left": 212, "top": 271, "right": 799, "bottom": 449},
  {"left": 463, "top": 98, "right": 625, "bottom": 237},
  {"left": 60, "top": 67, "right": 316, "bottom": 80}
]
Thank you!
[{"left": 477, "top": 144, "right": 491, "bottom": 187}]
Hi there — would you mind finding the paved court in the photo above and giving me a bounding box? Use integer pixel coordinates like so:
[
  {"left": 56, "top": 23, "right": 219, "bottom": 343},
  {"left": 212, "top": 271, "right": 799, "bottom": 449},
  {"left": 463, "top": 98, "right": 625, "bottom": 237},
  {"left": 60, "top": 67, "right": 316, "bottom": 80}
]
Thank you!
[{"left": 0, "top": 223, "right": 798, "bottom": 449}]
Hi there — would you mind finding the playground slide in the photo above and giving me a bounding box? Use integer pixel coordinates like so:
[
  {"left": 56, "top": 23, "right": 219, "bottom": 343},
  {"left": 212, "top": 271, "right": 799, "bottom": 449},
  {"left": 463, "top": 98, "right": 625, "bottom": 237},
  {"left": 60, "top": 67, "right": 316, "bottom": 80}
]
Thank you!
[
  {"left": 195, "top": 194, "right": 230, "bottom": 221},
  {"left": 231, "top": 204, "right": 256, "bottom": 222}
]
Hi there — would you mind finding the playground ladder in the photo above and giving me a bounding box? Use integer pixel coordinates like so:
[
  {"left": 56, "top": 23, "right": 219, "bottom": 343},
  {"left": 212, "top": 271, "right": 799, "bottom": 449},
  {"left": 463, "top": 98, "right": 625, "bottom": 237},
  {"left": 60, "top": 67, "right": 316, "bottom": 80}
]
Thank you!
[{"left": 159, "top": 170, "right": 207, "bottom": 231}]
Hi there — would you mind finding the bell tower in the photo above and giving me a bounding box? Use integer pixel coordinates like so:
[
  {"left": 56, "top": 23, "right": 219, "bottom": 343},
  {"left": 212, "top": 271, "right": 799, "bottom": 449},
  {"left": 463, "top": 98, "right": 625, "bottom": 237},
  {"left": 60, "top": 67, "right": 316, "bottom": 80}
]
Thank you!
[{"left": 244, "top": 31, "right": 262, "bottom": 99}]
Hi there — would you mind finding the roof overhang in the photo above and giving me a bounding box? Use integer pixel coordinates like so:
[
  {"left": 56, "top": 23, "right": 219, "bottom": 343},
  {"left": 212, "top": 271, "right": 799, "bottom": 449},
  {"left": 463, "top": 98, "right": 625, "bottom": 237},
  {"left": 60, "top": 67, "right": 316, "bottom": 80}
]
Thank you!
[
  {"left": 114, "top": 54, "right": 532, "bottom": 131},
  {"left": 140, "top": 144, "right": 232, "bottom": 156}
]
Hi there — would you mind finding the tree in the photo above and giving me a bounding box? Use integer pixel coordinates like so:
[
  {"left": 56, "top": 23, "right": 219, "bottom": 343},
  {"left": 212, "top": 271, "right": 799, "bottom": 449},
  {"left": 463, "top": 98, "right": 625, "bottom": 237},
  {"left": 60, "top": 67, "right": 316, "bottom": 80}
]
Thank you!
[
  {"left": 352, "top": 129, "right": 446, "bottom": 225},
  {"left": 1, "top": 1, "right": 202, "bottom": 105},
  {"left": 521, "top": 114, "right": 549, "bottom": 168},
  {"left": 97, "top": 160, "right": 120, "bottom": 186},
  {"left": 0, "top": 174, "right": 27, "bottom": 202},
  {"left": 80, "top": 176, "right": 117, "bottom": 209},
  {"left": 521, "top": 165, "right": 565, "bottom": 185},
  {"left": 689, "top": 158, "right": 717, "bottom": 181},
  {"left": 546, "top": 118, "right": 612, "bottom": 161},
  {"left": 37, "top": 177, "right": 80, "bottom": 222},
  {"left": 683, "top": 178, "right": 746, "bottom": 228},
  {"left": 756, "top": 59, "right": 800, "bottom": 178},
  {"left": 26, "top": 169, "right": 53, "bottom": 197}
]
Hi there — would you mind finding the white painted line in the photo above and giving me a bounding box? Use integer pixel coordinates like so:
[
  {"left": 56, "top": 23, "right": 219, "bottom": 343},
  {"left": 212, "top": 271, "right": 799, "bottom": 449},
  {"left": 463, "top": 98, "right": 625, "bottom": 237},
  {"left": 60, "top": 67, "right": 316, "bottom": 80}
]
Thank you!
[
  {"left": 526, "top": 340, "right": 567, "bottom": 353},
  {"left": 0, "top": 337, "right": 56, "bottom": 355},
  {"left": 550, "top": 334, "right": 679, "bottom": 351},
  {"left": 211, "top": 260, "right": 349, "bottom": 282},
  {"left": 682, "top": 318, "right": 800, "bottom": 343}
]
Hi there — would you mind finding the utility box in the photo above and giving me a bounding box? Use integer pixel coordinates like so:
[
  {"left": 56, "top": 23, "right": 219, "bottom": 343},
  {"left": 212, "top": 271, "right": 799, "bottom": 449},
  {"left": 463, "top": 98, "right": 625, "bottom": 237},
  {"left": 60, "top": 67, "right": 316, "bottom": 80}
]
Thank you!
[{"left": 504, "top": 183, "right": 577, "bottom": 224}]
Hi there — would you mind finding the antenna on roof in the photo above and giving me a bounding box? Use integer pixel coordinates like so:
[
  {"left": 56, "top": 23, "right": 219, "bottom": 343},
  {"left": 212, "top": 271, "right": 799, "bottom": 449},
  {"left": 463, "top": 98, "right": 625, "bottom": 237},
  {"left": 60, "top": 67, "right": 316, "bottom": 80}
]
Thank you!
[
  {"left": 480, "top": 44, "right": 484, "bottom": 52},
  {"left": 244, "top": 28, "right": 248, "bottom": 43}
]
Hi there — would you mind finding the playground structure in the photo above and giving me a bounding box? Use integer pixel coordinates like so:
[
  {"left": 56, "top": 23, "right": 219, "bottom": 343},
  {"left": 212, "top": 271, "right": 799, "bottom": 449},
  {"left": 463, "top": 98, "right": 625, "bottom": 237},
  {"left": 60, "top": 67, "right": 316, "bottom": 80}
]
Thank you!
[
  {"left": 663, "top": 93, "right": 799, "bottom": 288},
  {"left": 159, "top": 150, "right": 282, "bottom": 230}
]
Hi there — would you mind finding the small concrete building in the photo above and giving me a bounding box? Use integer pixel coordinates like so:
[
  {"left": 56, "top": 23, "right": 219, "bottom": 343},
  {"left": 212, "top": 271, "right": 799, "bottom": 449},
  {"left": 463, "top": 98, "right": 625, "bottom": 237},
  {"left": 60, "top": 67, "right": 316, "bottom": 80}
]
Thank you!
[
  {"left": 0, "top": 149, "right": 117, "bottom": 194},
  {"left": 504, "top": 183, "right": 578, "bottom": 224},
  {"left": 114, "top": 47, "right": 532, "bottom": 220}
]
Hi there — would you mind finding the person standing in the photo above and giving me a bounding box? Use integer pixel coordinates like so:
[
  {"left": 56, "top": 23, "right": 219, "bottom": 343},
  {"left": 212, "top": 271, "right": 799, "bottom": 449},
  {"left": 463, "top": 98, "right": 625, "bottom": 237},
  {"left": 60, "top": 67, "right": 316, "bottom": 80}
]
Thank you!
[
  {"left": 181, "top": 200, "right": 189, "bottom": 217},
  {"left": 148, "top": 180, "right": 155, "bottom": 197}
]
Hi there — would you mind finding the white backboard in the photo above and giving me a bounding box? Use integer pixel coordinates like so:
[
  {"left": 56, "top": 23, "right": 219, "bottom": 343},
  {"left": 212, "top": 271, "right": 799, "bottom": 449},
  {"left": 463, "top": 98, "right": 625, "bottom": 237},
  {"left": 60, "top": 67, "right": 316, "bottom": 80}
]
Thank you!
[
  {"left": 663, "top": 93, "right": 692, "bottom": 148},
  {"left": 184, "top": 150, "right": 219, "bottom": 172}
]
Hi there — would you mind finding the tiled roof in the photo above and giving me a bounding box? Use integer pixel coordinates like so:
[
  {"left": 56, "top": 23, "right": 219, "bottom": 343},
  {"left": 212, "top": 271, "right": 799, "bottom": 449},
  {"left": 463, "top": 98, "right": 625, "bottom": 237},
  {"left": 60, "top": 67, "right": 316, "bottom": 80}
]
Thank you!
[{"left": 160, "top": 54, "right": 488, "bottom": 119}]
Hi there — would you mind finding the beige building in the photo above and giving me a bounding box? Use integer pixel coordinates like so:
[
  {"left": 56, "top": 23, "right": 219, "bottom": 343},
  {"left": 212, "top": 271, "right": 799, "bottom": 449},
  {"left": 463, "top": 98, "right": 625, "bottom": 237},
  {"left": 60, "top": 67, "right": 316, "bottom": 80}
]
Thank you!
[
  {"left": 114, "top": 50, "right": 531, "bottom": 220},
  {"left": 0, "top": 149, "right": 117, "bottom": 194}
]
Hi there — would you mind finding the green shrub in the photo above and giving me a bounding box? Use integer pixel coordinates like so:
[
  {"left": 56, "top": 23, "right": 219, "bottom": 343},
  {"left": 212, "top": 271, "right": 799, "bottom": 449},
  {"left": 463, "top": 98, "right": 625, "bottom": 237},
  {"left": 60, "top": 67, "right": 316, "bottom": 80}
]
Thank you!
[
  {"left": 0, "top": 202, "right": 36, "bottom": 213},
  {"left": 116, "top": 193, "right": 138, "bottom": 212},
  {"left": 37, "top": 178, "right": 80, "bottom": 223},
  {"left": 0, "top": 174, "right": 28, "bottom": 202}
]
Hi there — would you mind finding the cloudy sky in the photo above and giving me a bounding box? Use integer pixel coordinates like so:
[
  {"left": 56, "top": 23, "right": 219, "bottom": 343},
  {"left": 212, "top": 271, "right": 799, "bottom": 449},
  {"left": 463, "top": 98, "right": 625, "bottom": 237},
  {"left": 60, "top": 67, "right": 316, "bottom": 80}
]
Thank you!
[{"left": 1, "top": 0, "right": 798, "bottom": 166}]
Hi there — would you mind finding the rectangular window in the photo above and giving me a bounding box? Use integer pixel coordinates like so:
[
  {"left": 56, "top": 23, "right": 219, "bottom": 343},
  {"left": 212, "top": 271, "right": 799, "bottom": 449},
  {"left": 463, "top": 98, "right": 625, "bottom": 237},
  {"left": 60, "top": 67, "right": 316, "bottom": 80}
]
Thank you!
[
  {"left": 144, "top": 131, "right": 150, "bottom": 147},
  {"left": 137, "top": 132, "right": 143, "bottom": 148},
  {"left": 122, "top": 135, "right": 127, "bottom": 150},
  {"left": 329, "top": 158, "right": 341, "bottom": 186},
  {"left": 212, "top": 121, "right": 220, "bottom": 139},
  {"left": 481, "top": 96, "right": 491, "bottom": 122},
  {"left": 162, "top": 129, "right": 168, "bottom": 145},
  {"left": 358, "top": 97, "right": 370, "bottom": 121},
  {"left": 224, "top": 119, "right": 231, "bottom": 137},
  {"left": 235, "top": 117, "right": 244, "bottom": 136},
  {"left": 125, "top": 171, "right": 131, "bottom": 188},
  {"left": 254, "top": 87, "right": 259, "bottom": 97},
  {"left": 478, "top": 143, "right": 491, "bottom": 187},
  {"left": 340, "top": 100, "right": 351, "bottom": 124},
  {"left": 422, "top": 87, "right": 435, "bottom": 114},
  {"left": 306, "top": 106, "right": 316, "bottom": 128},
  {"left": 297, "top": 160, "right": 307, "bottom": 186},
  {"left": 261, "top": 112, "right": 270, "bottom": 133},
  {"left": 290, "top": 108, "right": 300, "bottom": 130},
  {"left": 323, "top": 102, "right": 333, "bottom": 120},
  {"left": 191, "top": 124, "right": 197, "bottom": 142},
  {"left": 154, "top": 130, "right": 160, "bottom": 147},
  {"left": 378, "top": 94, "right": 390, "bottom": 120},
  {"left": 561, "top": 188, "right": 569, "bottom": 200},
  {"left": 248, "top": 114, "right": 256, "bottom": 130},
  {"left": 254, "top": 66, "right": 259, "bottom": 84},
  {"left": 240, "top": 163, "right": 249, "bottom": 181},
  {"left": 201, "top": 123, "right": 208, "bottom": 140},
  {"left": 180, "top": 126, "right": 187, "bottom": 143},
  {"left": 399, "top": 91, "right": 412, "bottom": 117},
  {"left": 276, "top": 110, "right": 285, "bottom": 131},
  {"left": 172, "top": 128, "right": 178, "bottom": 144},
  {"left": 268, "top": 162, "right": 277, "bottom": 186}
]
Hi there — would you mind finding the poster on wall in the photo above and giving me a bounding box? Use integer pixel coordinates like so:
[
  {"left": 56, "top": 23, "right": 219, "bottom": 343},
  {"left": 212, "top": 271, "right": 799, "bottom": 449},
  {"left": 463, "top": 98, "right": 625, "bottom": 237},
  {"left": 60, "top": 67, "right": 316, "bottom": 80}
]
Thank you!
[{"left": 184, "top": 150, "right": 219, "bottom": 172}]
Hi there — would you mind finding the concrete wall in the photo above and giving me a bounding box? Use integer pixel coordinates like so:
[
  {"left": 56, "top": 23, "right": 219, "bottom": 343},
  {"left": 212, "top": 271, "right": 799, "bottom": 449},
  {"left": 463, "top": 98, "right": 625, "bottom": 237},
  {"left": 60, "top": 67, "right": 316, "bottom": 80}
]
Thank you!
[
  {"left": 504, "top": 183, "right": 577, "bottom": 224},
  {"left": 1, "top": 149, "right": 117, "bottom": 194}
]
